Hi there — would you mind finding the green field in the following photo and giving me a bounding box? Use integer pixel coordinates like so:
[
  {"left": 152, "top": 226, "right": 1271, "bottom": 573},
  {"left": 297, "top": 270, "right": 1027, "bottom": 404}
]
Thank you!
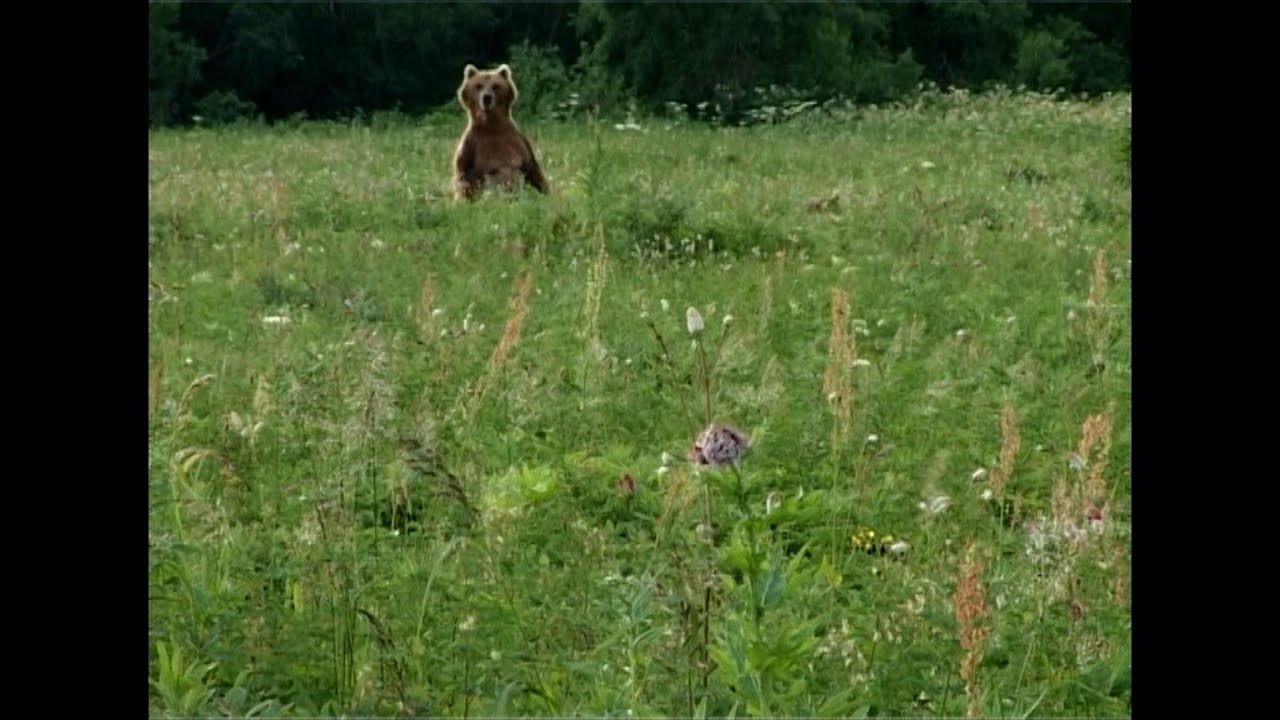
[{"left": 149, "top": 87, "right": 1131, "bottom": 718}]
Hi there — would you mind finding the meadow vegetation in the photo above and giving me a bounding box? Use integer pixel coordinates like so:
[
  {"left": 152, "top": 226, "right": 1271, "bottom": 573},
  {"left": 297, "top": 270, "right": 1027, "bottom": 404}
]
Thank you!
[{"left": 149, "top": 86, "right": 1131, "bottom": 717}]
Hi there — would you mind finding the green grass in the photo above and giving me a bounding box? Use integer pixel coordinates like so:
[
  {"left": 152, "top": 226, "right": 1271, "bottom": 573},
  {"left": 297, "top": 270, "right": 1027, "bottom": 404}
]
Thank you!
[{"left": 149, "top": 87, "right": 1131, "bottom": 718}]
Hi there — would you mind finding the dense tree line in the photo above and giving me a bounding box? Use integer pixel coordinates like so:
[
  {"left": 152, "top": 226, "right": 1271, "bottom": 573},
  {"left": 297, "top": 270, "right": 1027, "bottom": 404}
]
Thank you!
[{"left": 149, "top": 1, "right": 1130, "bottom": 127}]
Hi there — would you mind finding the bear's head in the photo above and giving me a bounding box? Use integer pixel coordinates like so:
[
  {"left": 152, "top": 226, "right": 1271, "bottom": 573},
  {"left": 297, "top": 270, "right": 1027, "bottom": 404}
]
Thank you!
[{"left": 457, "top": 63, "right": 519, "bottom": 122}]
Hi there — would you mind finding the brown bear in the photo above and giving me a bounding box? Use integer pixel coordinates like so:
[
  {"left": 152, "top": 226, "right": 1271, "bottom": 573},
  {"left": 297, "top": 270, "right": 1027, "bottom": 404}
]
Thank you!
[{"left": 452, "top": 63, "right": 550, "bottom": 202}]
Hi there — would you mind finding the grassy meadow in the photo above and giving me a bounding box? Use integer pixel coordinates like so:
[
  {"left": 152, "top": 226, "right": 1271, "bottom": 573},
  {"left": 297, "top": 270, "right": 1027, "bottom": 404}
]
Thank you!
[{"left": 148, "top": 87, "right": 1131, "bottom": 718}]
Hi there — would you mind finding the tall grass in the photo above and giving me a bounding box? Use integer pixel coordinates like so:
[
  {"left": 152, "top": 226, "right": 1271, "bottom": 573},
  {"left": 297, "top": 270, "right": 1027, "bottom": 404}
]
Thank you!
[{"left": 149, "top": 87, "right": 1131, "bottom": 717}]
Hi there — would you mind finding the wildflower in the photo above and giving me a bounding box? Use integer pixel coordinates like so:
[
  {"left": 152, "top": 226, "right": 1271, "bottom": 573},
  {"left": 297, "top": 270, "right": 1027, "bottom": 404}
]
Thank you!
[
  {"left": 722, "top": 314, "right": 734, "bottom": 327},
  {"left": 852, "top": 528, "right": 909, "bottom": 557},
  {"left": 866, "top": 433, "right": 879, "bottom": 444},
  {"left": 766, "top": 491, "right": 781, "bottom": 515},
  {"left": 686, "top": 306, "right": 705, "bottom": 335},
  {"left": 1086, "top": 503, "right": 1106, "bottom": 534},
  {"left": 852, "top": 358, "right": 871, "bottom": 368},
  {"left": 689, "top": 423, "right": 750, "bottom": 468},
  {"left": 970, "top": 468, "right": 988, "bottom": 482},
  {"left": 919, "top": 495, "right": 951, "bottom": 515}
]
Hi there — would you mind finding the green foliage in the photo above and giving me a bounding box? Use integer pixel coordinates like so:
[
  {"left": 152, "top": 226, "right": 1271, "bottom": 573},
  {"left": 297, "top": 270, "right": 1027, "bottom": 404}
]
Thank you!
[
  {"left": 149, "top": 3, "right": 206, "bottom": 126},
  {"left": 1015, "top": 30, "right": 1074, "bottom": 91},
  {"left": 1118, "top": 124, "right": 1131, "bottom": 185},
  {"left": 149, "top": 0, "right": 1128, "bottom": 127},
  {"left": 150, "top": 89, "right": 1131, "bottom": 716},
  {"left": 508, "top": 39, "right": 639, "bottom": 121},
  {"left": 193, "top": 89, "right": 259, "bottom": 125}
]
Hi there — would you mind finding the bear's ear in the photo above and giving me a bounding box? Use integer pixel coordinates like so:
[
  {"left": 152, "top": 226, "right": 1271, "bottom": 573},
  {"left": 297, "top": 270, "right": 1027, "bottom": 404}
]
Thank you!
[
  {"left": 496, "top": 64, "right": 512, "bottom": 80},
  {"left": 464, "top": 64, "right": 478, "bottom": 79}
]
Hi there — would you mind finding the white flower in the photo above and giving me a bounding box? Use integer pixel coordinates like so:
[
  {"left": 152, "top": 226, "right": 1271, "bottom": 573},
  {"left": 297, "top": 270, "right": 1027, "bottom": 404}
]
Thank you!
[
  {"left": 888, "top": 541, "right": 910, "bottom": 555},
  {"left": 919, "top": 495, "right": 951, "bottom": 515},
  {"left": 852, "top": 358, "right": 871, "bottom": 368},
  {"left": 261, "top": 315, "right": 291, "bottom": 325},
  {"left": 980, "top": 488, "right": 994, "bottom": 501},
  {"left": 660, "top": 299, "right": 670, "bottom": 312},
  {"left": 971, "top": 467, "right": 988, "bottom": 481},
  {"left": 866, "top": 434, "right": 879, "bottom": 444},
  {"left": 686, "top": 307, "right": 705, "bottom": 334},
  {"left": 920, "top": 160, "right": 936, "bottom": 169},
  {"left": 661, "top": 452, "right": 675, "bottom": 467},
  {"left": 722, "top": 314, "right": 734, "bottom": 327}
]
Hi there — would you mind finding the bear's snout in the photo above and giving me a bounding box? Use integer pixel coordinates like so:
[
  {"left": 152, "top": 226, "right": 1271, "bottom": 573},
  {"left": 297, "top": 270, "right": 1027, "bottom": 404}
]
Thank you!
[{"left": 480, "top": 92, "right": 495, "bottom": 110}]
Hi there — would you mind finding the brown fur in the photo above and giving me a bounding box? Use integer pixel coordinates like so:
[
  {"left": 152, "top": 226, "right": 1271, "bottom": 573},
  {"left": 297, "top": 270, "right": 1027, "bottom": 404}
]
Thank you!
[{"left": 452, "top": 63, "right": 550, "bottom": 201}]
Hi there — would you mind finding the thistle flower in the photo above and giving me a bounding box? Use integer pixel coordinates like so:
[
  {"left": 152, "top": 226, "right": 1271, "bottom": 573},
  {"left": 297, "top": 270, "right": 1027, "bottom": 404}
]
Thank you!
[{"left": 689, "top": 422, "right": 750, "bottom": 468}]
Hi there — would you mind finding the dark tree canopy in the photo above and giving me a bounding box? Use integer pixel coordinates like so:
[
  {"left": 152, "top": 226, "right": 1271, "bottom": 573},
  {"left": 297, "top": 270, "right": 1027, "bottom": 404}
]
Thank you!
[{"left": 149, "top": 1, "right": 1130, "bottom": 127}]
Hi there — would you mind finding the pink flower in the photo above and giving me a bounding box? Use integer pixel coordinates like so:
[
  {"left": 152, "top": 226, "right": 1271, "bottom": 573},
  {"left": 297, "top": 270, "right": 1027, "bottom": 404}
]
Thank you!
[{"left": 689, "top": 423, "right": 751, "bottom": 468}]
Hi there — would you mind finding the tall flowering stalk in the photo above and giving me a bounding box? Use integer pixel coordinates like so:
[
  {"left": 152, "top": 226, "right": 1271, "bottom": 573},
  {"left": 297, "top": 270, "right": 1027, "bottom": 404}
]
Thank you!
[
  {"left": 953, "top": 540, "right": 990, "bottom": 718},
  {"left": 686, "top": 307, "right": 712, "bottom": 427}
]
